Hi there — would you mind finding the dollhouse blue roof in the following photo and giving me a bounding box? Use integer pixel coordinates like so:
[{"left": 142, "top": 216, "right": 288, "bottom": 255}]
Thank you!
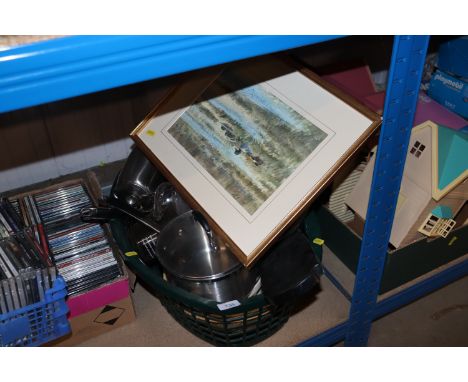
[
  {"left": 431, "top": 205, "right": 453, "bottom": 219},
  {"left": 437, "top": 125, "right": 468, "bottom": 190}
]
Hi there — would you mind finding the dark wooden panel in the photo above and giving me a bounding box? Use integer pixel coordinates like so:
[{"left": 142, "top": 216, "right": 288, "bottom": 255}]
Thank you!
[
  {"left": 42, "top": 88, "right": 135, "bottom": 156},
  {"left": 128, "top": 76, "right": 180, "bottom": 125},
  {"left": 0, "top": 106, "right": 53, "bottom": 171}
]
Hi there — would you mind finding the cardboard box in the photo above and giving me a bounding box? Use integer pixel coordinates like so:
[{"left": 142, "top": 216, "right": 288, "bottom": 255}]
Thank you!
[
  {"left": 10, "top": 171, "right": 137, "bottom": 346},
  {"left": 414, "top": 93, "right": 467, "bottom": 131},
  {"left": 317, "top": 205, "right": 468, "bottom": 294},
  {"left": 53, "top": 295, "right": 135, "bottom": 346},
  {"left": 322, "top": 65, "right": 376, "bottom": 100},
  {"left": 437, "top": 37, "right": 468, "bottom": 79},
  {"left": 52, "top": 276, "right": 135, "bottom": 346},
  {"left": 321, "top": 65, "right": 385, "bottom": 114},
  {"left": 428, "top": 70, "right": 468, "bottom": 118},
  {"left": 358, "top": 91, "right": 467, "bottom": 131}
]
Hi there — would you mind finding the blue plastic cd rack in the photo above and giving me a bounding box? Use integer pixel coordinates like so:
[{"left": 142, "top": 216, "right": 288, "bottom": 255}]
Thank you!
[{"left": 0, "top": 276, "right": 70, "bottom": 347}]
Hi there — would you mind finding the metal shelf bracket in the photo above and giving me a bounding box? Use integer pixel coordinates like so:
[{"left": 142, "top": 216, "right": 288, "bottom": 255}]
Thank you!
[{"left": 344, "top": 35, "right": 430, "bottom": 346}]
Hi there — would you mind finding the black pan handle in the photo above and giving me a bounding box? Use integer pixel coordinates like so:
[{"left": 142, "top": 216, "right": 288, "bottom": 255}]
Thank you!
[
  {"left": 81, "top": 202, "right": 161, "bottom": 235},
  {"left": 192, "top": 211, "right": 211, "bottom": 233},
  {"left": 192, "top": 211, "right": 218, "bottom": 251},
  {"left": 81, "top": 207, "right": 118, "bottom": 222}
]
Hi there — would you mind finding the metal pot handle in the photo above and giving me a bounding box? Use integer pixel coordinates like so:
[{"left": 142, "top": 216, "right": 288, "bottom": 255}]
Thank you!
[
  {"left": 192, "top": 211, "right": 218, "bottom": 251},
  {"left": 81, "top": 203, "right": 160, "bottom": 234}
]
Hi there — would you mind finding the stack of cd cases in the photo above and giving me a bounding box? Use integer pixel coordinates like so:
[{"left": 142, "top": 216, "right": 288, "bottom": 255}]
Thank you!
[
  {"left": 8, "top": 180, "right": 122, "bottom": 297},
  {"left": 1, "top": 199, "right": 57, "bottom": 314},
  {"left": 0, "top": 197, "right": 25, "bottom": 238}
]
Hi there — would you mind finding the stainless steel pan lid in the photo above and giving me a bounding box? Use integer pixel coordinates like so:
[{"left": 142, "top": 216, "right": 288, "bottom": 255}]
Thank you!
[{"left": 156, "top": 211, "right": 241, "bottom": 281}]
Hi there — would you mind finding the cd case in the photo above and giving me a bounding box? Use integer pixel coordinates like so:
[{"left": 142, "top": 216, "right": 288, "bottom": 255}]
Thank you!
[{"left": 5, "top": 173, "right": 124, "bottom": 299}]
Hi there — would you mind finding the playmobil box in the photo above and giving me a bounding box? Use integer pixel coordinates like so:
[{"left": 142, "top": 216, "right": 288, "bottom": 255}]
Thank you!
[
  {"left": 437, "top": 37, "right": 468, "bottom": 79},
  {"left": 428, "top": 70, "right": 468, "bottom": 118}
]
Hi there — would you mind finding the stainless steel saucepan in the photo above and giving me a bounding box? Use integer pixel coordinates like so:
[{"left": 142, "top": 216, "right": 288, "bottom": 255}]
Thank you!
[{"left": 156, "top": 211, "right": 258, "bottom": 302}]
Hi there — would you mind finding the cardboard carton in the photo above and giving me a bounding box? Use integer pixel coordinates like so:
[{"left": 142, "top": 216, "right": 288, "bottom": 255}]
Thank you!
[
  {"left": 317, "top": 204, "right": 468, "bottom": 294},
  {"left": 428, "top": 70, "right": 468, "bottom": 118},
  {"left": 52, "top": 294, "right": 135, "bottom": 346},
  {"left": 437, "top": 37, "right": 468, "bottom": 79},
  {"left": 51, "top": 267, "right": 135, "bottom": 346}
]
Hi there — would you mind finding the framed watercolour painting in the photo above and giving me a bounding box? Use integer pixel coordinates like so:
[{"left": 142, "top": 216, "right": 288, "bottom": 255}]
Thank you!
[{"left": 131, "top": 57, "right": 381, "bottom": 266}]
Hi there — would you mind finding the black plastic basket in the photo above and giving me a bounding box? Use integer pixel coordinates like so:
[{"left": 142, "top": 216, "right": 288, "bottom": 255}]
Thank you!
[{"left": 110, "top": 220, "right": 293, "bottom": 346}]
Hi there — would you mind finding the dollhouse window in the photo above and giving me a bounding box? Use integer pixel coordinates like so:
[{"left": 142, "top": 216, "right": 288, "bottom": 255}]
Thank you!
[
  {"left": 410, "top": 141, "right": 425, "bottom": 158},
  {"left": 418, "top": 213, "right": 456, "bottom": 238}
]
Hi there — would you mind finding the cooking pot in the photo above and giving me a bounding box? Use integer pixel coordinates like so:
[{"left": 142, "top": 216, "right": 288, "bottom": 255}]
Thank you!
[
  {"left": 156, "top": 211, "right": 258, "bottom": 302},
  {"left": 109, "top": 146, "right": 165, "bottom": 214}
]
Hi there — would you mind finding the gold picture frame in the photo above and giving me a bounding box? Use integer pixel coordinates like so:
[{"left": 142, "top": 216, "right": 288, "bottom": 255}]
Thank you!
[{"left": 131, "top": 56, "right": 381, "bottom": 266}]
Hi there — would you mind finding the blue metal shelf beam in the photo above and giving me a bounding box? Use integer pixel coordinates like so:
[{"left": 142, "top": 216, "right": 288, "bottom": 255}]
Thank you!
[
  {"left": 374, "top": 259, "right": 468, "bottom": 319},
  {"left": 298, "top": 258, "right": 468, "bottom": 347},
  {"left": 0, "top": 35, "right": 340, "bottom": 113}
]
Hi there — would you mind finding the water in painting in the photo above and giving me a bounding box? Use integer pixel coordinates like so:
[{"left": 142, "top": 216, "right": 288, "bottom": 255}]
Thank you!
[{"left": 168, "top": 72, "right": 328, "bottom": 215}]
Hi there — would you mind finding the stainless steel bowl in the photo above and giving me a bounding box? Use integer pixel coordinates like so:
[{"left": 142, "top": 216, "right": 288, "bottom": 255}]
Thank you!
[{"left": 110, "top": 146, "right": 164, "bottom": 214}]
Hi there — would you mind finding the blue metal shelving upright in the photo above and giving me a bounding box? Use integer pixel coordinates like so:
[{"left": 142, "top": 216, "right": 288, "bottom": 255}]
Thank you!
[
  {"left": 0, "top": 35, "right": 466, "bottom": 346},
  {"left": 345, "top": 35, "right": 430, "bottom": 346}
]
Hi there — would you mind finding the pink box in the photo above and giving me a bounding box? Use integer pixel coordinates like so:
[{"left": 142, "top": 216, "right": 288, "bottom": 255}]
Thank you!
[
  {"left": 414, "top": 93, "right": 467, "bottom": 130},
  {"left": 322, "top": 66, "right": 467, "bottom": 132},
  {"left": 323, "top": 65, "right": 376, "bottom": 100},
  {"left": 66, "top": 276, "right": 130, "bottom": 318},
  {"left": 362, "top": 92, "right": 466, "bottom": 131}
]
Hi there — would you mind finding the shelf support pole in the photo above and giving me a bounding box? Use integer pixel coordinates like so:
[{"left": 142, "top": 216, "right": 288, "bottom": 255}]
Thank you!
[{"left": 344, "top": 35, "right": 430, "bottom": 346}]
